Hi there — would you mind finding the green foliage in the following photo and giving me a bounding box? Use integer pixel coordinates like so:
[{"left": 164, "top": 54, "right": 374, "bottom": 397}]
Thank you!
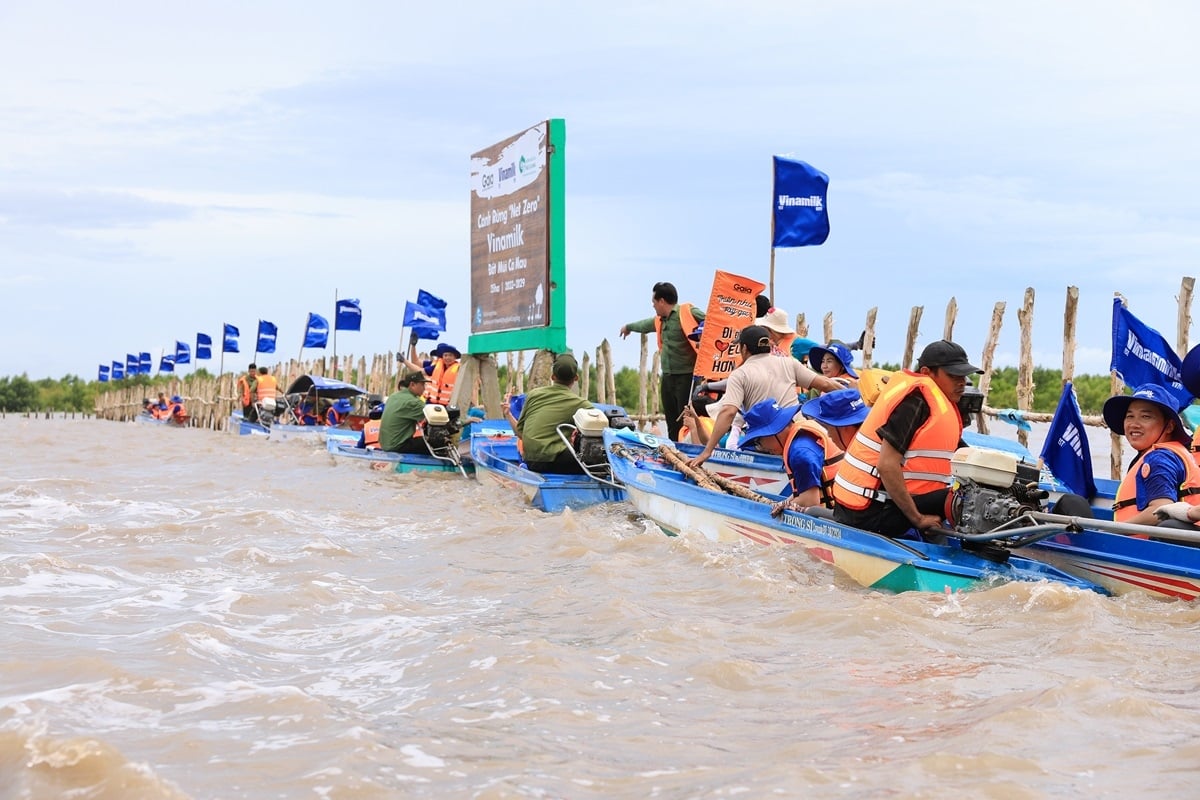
[
  {"left": 975, "top": 367, "right": 1112, "bottom": 415},
  {"left": 0, "top": 375, "right": 39, "bottom": 411}
]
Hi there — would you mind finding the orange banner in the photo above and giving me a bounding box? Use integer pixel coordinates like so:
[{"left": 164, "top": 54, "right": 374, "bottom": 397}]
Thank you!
[{"left": 693, "top": 270, "right": 766, "bottom": 381}]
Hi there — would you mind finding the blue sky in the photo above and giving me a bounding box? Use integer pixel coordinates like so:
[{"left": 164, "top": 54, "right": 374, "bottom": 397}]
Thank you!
[{"left": 3, "top": 1, "right": 1200, "bottom": 381}]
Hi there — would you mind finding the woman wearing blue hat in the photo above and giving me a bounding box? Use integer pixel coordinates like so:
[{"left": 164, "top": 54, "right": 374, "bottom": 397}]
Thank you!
[
  {"left": 1102, "top": 383, "right": 1200, "bottom": 527},
  {"left": 325, "top": 397, "right": 354, "bottom": 427},
  {"left": 738, "top": 388, "right": 870, "bottom": 516},
  {"left": 808, "top": 342, "right": 858, "bottom": 391}
]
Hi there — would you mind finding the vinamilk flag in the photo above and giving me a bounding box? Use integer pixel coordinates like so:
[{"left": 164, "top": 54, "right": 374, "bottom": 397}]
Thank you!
[
  {"left": 139, "top": 352, "right": 152, "bottom": 375},
  {"left": 160, "top": 354, "right": 175, "bottom": 373},
  {"left": 257, "top": 320, "right": 278, "bottom": 354},
  {"left": 335, "top": 299, "right": 362, "bottom": 331},
  {"left": 98, "top": 365, "right": 110, "bottom": 382},
  {"left": 771, "top": 156, "right": 830, "bottom": 247},
  {"left": 175, "top": 341, "right": 191, "bottom": 365},
  {"left": 223, "top": 324, "right": 240, "bottom": 354},
  {"left": 112, "top": 361, "right": 125, "bottom": 380},
  {"left": 303, "top": 313, "right": 329, "bottom": 348},
  {"left": 1110, "top": 299, "right": 1192, "bottom": 409},
  {"left": 196, "top": 333, "right": 213, "bottom": 360},
  {"left": 1039, "top": 381, "right": 1096, "bottom": 499}
]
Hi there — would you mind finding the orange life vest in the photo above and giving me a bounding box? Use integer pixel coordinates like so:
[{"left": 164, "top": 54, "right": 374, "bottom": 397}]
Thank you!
[
  {"left": 677, "top": 415, "right": 715, "bottom": 444},
  {"left": 256, "top": 374, "right": 278, "bottom": 402},
  {"left": 781, "top": 419, "right": 844, "bottom": 508},
  {"left": 236, "top": 375, "right": 254, "bottom": 406},
  {"left": 426, "top": 361, "right": 460, "bottom": 406},
  {"left": 832, "top": 371, "right": 961, "bottom": 511},
  {"left": 1191, "top": 427, "right": 1200, "bottom": 461},
  {"left": 362, "top": 419, "right": 381, "bottom": 448},
  {"left": 170, "top": 402, "right": 188, "bottom": 424},
  {"left": 654, "top": 303, "right": 701, "bottom": 354},
  {"left": 1112, "top": 440, "right": 1200, "bottom": 524}
]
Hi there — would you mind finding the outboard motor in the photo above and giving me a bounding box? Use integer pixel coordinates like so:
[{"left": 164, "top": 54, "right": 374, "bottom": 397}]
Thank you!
[
  {"left": 946, "top": 447, "right": 1048, "bottom": 535},
  {"left": 571, "top": 407, "right": 611, "bottom": 468},
  {"left": 422, "top": 404, "right": 462, "bottom": 455},
  {"left": 257, "top": 395, "right": 278, "bottom": 428},
  {"left": 599, "top": 406, "right": 635, "bottom": 431}
]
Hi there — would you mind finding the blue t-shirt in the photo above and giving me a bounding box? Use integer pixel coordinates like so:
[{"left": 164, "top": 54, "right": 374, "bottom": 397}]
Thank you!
[
  {"left": 784, "top": 433, "right": 826, "bottom": 498},
  {"left": 1131, "top": 447, "right": 1189, "bottom": 510}
]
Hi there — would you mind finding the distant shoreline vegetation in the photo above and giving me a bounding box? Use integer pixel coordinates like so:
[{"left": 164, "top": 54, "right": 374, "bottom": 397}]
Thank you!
[{"left": 0, "top": 366, "right": 1124, "bottom": 416}]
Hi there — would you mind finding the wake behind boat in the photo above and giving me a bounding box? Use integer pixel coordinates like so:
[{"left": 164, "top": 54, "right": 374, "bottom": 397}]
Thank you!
[{"left": 604, "top": 428, "right": 1105, "bottom": 595}]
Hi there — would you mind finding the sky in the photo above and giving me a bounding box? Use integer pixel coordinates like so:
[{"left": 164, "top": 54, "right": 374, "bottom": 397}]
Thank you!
[{"left": 4, "top": 1, "right": 1200, "bottom": 382}]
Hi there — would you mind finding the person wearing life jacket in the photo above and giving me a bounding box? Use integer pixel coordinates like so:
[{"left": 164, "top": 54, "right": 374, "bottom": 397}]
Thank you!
[
  {"left": 295, "top": 391, "right": 320, "bottom": 425},
  {"left": 236, "top": 363, "right": 258, "bottom": 422},
  {"left": 255, "top": 367, "right": 278, "bottom": 405},
  {"left": 687, "top": 325, "right": 841, "bottom": 469},
  {"left": 755, "top": 307, "right": 798, "bottom": 360},
  {"left": 167, "top": 395, "right": 188, "bottom": 425},
  {"left": 808, "top": 342, "right": 859, "bottom": 392},
  {"left": 150, "top": 392, "right": 170, "bottom": 420},
  {"left": 620, "top": 281, "right": 705, "bottom": 441},
  {"left": 325, "top": 398, "right": 353, "bottom": 427},
  {"left": 379, "top": 372, "right": 431, "bottom": 454},
  {"left": 832, "top": 339, "right": 980, "bottom": 538},
  {"left": 405, "top": 341, "right": 462, "bottom": 406},
  {"left": 740, "top": 389, "right": 870, "bottom": 515},
  {"left": 678, "top": 384, "right": 726, "bottom": 446},
  {"left": 357, "top": 400, "right": 385, "bottom": 449},
  {"left": 1096, "top": 384, "right": 1200, "bottom": 530}
]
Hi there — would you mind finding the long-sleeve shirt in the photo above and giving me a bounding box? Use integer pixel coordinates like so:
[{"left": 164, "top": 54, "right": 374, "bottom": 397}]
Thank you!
[{"left": 624, "top": 306, "right": 705, "bottom": 375}]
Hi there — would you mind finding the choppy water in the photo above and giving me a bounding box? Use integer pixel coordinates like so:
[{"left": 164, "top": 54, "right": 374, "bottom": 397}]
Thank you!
[{"left": 2, "top": 416, "right": 1199, "bottom": 799}]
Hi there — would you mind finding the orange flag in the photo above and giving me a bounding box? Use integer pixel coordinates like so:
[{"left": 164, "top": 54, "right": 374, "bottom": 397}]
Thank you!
[{"left": 693, "top": 270, "right": 766, "bottom": 381}]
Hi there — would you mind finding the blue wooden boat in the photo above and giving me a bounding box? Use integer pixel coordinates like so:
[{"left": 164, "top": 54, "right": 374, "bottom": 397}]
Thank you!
[
  {"left": 604, "top": 428, "right": 1105, "bottom": 595},
  {"left": 326, "top": 436, "right": 473, "bottom": 476},
  {"left": 470, "top": 418, "right": 627, "bottom": 512},
  {"left": 227, "top": 410, "right": 268, "bottom": 436}
]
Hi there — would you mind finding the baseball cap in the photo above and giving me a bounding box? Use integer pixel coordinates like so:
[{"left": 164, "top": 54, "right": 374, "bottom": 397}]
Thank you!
[
  {"left": 553, "top": 353, "right": 579, "bottom": 382},
  {"left": 402, "top": 371, "right": 428, "bottom": 385},
  {"left": 735, "top": 325, "right": 772, "bottom": 352},
  {"left": 916, "top": 340, "right": 982, "bottom": 376}
]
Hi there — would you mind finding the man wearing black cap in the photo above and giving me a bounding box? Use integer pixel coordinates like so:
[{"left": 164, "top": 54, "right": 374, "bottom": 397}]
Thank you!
[
  {"left": 687, "top": 324, "right": 840, "bottom": 468},
  {"left": 832, "top": 339, "right": 982, "bottom": 538},
  {"left": 380, "top": 371, "right": 433, "bottom": 454},
  {"left": 507, "top": 353, "right": 594, "bottom": 474}
]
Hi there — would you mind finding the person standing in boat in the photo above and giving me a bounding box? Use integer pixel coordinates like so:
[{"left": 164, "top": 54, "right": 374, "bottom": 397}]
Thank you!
[
  {"left": 737, "top": 388, "right": 870, "bottom": 515},
  {"left": 686, "top": 325, "right": 840, "bottom": 468},
  {"left": 379, "top": 372, "right": 432, "bottom": 455},
  {"left": 619, "top": 281, "right": 705, "bottom": 441},
  {"left": 503, "top": 353, "right": 593, "bottom": 475},
  {"left": 1098, "top": 384, "right": 1200, "bottom": 528},
  {"left": 237, "top": 364, "right": 258, "bottom": 423},
  {"left": 404, "top": 341, "right": 461, "bottom": 407},
  {"left": 255, "top": 367, "right": 278, "bottom": 407},
  {"left": 831, "top": 339, "right": 979, "bottom": 538}
]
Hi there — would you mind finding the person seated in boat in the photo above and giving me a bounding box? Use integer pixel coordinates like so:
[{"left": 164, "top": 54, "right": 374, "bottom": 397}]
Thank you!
[
  {"left": 140, "top": 398, "right": 154, "bottom": 417},
  {"left": 790, "top": 337, "right": 820, "bottom": 367},
  {"left": 167, "top": 395, "right": 188, "bottom": 425},
  {"left": 255, "top": 367, "right": 279, "bottom": 411},
  {"left": 379, "top": 372, "right": 432, "bottom": 455},
  {"left": 357, "top": 399, "right": 385, "bottom": 449},
  {"left": 754, "top": 307, "right": 798, "bottom": 358},
  {"left": 294, "top": 391, "right": 320, "bottom": 425},
  {"left": 687, "top": 325, "right": 841, "bottom": 468},
  {"left": 678, "top": 384, "right": 726, "bottom": 446},
  {"left": 808, "top": 342, "right": 859, "bottom": 391},
  {"left": 325, "top": 398, "right": 353, "bottom": 427},
  {"left": 1094, "top": 384, "right": 1200, "bottom": 530},
  {"left": 505, "top": 353, "right": 593, "bottom": 475},
  {"left": 739, "top": 389, "right": 870, "bottom": 516},
  {"left": 149, "top": 392, "right": 170, "bottom": 419},
  {"left": 831, "top": 339, "right": 980, "bottom": 539}
]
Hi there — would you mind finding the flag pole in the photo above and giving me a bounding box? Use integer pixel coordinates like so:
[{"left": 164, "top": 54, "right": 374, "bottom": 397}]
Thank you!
[{"left": 332, "top": 289, "right": 339, "bottom": 380}]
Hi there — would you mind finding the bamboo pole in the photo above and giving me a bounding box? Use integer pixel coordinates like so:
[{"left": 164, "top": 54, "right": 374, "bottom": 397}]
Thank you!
[
  {"left": 1016, "top": 288, "right": 1035, "bottom": 449},
  {"left": 1179, "top": 276, "right": 1195, "bottom": 356},
  {"left": 861, "top": 307, "right": 877, "bottom": 369},
  {"left": 603, "top": 339, "right": 617, "bottom": 406},
  {"left": 903, "top": 306, "right": 923, "bottom": 370},
  {"left": 943, "top": 297, "right": 957, "bottom": 341},
  {"left": 638, "top": 334, "right": 649, "bottom": 425},
  {"left": 1111, "top": 293, "right": 1126, "bottom": 479},
  {"left": 976, "top": 301, "right": 1006, "bottom": 435},
  {"left": 1062, "top": 286, "right": 1078, "bottom": 384}
]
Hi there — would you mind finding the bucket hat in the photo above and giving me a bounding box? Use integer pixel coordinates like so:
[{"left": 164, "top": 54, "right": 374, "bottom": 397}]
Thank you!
[
  {"left": 801, "top": 388, "right": 869, "bottom": 427},
  {"left": 1182, "top": 343, "right": 1200, "bottom": 397},
  {"left": 791, "top": 337, "right": 820, "bottom": 362},
  {"left": 1102, "top": 383, "right": 1189, "bottom": 445},
  {"left": 332, "top": 398, "right": 353, "bottom": 414},
  {"left": 739, "top": 400, "right": 800, "bottom": 446},
  {"left": 808, "top": 342, "right": 859, "bottom": 378},
  {"left": 431, "top": 343, "right": 461, "bottom": 357},
  {"left": 755, "top": 307, "right": 795, "bottom": 335}
]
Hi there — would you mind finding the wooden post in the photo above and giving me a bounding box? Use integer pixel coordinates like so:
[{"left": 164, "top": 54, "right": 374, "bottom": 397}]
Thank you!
[
  {"left": 638, "top": 334, "right": 649, "bottom": 425},
  {"left": 603, "top": 339, "right": 617, "bottom": 407},
  {"left": 943, "top": 297, "right": 957, "bottom": 341},
  {"left": 795, "top": 313, "right": 809, "bottom": 338},
  {"left": 822, "top": 312, "right": 834, "bottom": 345},
  {"left": 1178, "top": 276, "right": 1195, "bottom": 356},
  {"left": 579, "top": 351, "right": 592, "bottom": 401},
  {"left": 1015, "top": 288, "right": 1035, "bottom": 449},
  {"left": 903, "top": 306, "right": 923, "bottom": 371},
  {"left": 862, "top": 307, "right": 877, "bottom": 369},
  {"left": 1062, "top": 286, "right": 1079, "bottom": 384},
  {"left": 976, "top": 301, "right": 1006, "bottom": 435}
]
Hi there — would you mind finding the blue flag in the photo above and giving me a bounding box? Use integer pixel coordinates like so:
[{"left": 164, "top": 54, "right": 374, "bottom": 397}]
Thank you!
[
  {"left": 1110, "top": 299, "right": 1192, "bottom": 409},
  {"left": 112, "top": 361, "right": 125, "bottom": 380},
  {"left": 417, "top": 289, "right": 447, "bottom": 311},
  {"left": 223, "top": 324, "right": 240, "bottom": 354},
  {"left": 98, "top": 365, "right": 109, "bottom": 383},
  {"left": 1040, "top": 381, "right": 1096, "bottom": 499},
  {"left": 175, "top": 341, "right": 191, "bottom": 365},
  {"left": 257, "top": 320, "right": 278, "bottom": 354},
  {"left": 139, "top": 352, "right": 152, "bottom": 375},
  {"left": 126, "top": 354, "right": 138, "bottom": 375},
  {"left": 404, "top": 301, "right": 446, "bottom": 341},
  {"left": 160, "top": 354, "right": 175, "bottom": 373},
  {"left": 771, "top": 156, "right": 830, "bottom": 248},
  {"left": 196, "top": 333, "right": 212, "bottom": 360},
  {"left": 335, "top": 299, "right": 362, "bottom": 331},
  {"left": 303, "top": 313, "right": 329, "bottom": 348}
]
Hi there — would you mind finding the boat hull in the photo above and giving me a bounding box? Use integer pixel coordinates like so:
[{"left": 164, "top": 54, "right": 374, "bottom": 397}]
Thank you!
[{"left": 326, "top": 437, "right": 471, "bottom": 475}]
